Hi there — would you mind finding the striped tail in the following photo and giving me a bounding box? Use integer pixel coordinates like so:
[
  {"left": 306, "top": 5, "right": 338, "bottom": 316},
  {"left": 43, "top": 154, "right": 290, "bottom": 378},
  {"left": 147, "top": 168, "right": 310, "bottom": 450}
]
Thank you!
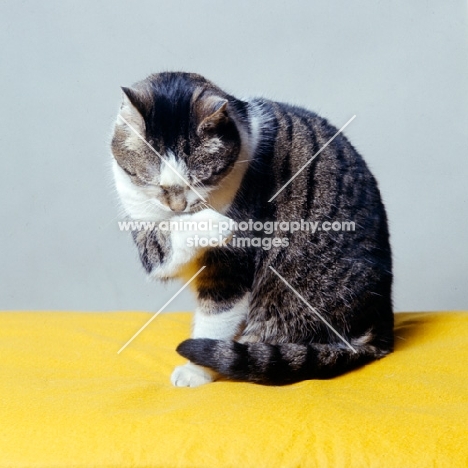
[{"left": 176, "top": 338, "right": 391, "bottom": 385}]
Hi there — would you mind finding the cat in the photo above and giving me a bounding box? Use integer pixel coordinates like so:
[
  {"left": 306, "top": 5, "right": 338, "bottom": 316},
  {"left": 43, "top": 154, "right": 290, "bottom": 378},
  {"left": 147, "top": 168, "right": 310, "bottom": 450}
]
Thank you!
[{"left": 111, "top": 72, "right": 393, "bottom": 387}]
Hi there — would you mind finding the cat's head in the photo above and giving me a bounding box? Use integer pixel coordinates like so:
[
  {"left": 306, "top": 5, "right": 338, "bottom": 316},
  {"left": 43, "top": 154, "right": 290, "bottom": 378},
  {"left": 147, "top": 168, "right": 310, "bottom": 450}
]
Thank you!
[{"left": 111, "top": 72, "right": 247, "bottom": 218}]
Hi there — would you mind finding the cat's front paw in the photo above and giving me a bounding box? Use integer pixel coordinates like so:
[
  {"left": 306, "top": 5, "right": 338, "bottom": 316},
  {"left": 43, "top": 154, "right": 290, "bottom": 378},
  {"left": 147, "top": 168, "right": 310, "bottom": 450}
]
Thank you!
[
  {"left": 171, "top": 362, "right": 216, "bottom": 387},
  {"left": 190, "top": 209, "right": 234, "bottom": 247}
]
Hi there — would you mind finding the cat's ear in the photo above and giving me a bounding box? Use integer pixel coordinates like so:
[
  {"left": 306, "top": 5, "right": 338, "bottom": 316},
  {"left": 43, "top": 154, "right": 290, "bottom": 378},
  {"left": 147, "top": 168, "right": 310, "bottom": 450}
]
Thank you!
[
  {"left": 196, "top": 96, "right": 230, "bottom": 135},
  {"left": 118, "top": 87, "right": 147, "bottom": 131}
]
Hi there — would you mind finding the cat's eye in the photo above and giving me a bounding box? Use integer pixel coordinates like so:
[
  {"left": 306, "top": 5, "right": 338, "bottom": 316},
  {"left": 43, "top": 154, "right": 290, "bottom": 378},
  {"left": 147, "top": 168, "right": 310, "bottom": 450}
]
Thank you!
[{"left": 120, "top": 166, "right": 136, "bottom": 177}]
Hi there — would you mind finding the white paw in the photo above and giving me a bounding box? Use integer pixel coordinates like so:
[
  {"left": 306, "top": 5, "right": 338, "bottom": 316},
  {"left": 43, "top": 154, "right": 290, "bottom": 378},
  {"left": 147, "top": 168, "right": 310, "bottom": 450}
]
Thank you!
[
  {"left": 190, "top": 209, "right": 234, "bottom": 246},
  {"left": 170, "top": 362, "right": 216, "bottom": 388}
]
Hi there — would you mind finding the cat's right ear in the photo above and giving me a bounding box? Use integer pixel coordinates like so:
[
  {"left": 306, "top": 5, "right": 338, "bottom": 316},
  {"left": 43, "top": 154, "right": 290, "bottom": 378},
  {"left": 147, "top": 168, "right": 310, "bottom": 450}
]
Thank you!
[
  {"left": 195, "top": 95, "right": 230, "bottom": 135},
  {"left": 117, "top": 87, "right": 146, "bottom": 131}
]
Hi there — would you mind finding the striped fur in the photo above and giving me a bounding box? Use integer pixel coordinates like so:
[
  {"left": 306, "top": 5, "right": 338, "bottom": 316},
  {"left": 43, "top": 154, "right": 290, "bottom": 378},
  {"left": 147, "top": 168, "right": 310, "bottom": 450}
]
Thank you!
[
  {"left": 111, "top": 72, "right": 393, "bottom": 386},
  {"left": 177, "top": 339, "right": 387, "bottom": 385}
]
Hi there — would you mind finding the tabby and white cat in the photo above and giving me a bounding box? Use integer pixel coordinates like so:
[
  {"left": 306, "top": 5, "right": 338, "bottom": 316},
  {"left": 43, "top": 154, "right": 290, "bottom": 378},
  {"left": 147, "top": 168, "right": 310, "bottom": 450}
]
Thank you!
[{"left": 111, "top": 72, "right": 393, "bottom": 387}]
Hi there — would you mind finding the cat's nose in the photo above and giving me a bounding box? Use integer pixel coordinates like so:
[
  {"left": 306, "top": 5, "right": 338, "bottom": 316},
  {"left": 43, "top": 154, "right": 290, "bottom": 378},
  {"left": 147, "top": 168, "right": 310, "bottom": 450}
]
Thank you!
[
  {"left": 160, "top": 184, "right": 187, "bottom": 212},
  {"left": 168, "top": 197, "right": 187, "bottom": 212}
]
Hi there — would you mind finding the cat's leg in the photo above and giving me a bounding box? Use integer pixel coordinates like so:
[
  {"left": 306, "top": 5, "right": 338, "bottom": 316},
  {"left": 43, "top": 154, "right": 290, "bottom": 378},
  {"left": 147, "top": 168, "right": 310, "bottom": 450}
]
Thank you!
[
  {"left": 171, "top": 294, "right": 249, "bottom": 387},
  {"left": 132, "top": 208, "right": 233, "bottom": 279}
]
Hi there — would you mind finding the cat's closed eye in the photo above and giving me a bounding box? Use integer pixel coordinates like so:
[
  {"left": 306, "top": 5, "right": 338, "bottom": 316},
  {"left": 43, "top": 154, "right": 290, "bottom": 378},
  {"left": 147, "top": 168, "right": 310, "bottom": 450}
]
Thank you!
[{"left": 120, "top": 166, "right": 136, "bottom": 177}]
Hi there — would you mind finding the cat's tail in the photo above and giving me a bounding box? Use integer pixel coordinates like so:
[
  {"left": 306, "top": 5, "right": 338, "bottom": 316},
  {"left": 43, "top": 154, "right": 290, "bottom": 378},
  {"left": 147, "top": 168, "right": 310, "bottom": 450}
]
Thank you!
[{"left": 176, "top": 337, "right": 392, "bottom": 385}]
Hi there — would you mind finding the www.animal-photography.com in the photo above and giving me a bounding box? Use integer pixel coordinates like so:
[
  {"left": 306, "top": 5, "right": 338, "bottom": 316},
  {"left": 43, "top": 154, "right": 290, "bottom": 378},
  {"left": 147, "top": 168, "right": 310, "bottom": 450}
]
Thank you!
[{"left": 1, "top": 1, "right": 467, "bottom": 467}]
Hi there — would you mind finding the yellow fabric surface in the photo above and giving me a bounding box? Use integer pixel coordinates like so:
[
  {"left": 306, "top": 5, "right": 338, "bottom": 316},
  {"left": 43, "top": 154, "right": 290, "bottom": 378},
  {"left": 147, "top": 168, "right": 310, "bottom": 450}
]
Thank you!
[{"left": 1, "top": 311, "right": 467, "bottom": 468}]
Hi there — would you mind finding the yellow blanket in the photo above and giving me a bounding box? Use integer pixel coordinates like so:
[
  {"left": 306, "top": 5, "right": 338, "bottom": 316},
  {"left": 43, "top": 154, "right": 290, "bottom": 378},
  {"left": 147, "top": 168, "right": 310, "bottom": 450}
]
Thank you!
[{"left": 1, "top": 311, "right": 467, "bottom": 467}]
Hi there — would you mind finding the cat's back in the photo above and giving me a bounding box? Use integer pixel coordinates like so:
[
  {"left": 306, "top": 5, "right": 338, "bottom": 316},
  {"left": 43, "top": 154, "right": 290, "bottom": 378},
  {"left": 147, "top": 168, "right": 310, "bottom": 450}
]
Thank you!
[
  {"left": 253, "top": 97, "right": 357, "bottom": 166},
  {"left": 249, "top": 98, "right": 383, "bottom": 224}
]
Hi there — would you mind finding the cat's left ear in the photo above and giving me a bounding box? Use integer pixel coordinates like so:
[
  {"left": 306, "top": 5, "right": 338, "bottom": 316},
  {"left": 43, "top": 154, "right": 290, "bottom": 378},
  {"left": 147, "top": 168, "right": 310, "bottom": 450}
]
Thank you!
[
  {"left": 118, "top": 87, "right": 147, "bottom": 131},
  {"left": 196, "top": 97, "right": 229, "bottom": 135}
]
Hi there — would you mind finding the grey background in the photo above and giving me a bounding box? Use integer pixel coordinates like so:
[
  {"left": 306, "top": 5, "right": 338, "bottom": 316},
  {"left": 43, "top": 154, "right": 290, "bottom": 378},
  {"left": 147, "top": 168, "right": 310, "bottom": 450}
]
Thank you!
[{"left": 1, "top": 1, "right": 467, "bottom": 312}]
